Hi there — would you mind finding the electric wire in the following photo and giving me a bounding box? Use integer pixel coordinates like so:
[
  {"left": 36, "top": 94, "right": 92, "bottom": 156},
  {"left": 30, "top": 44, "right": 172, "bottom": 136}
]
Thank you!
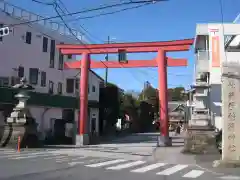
[
  {"left": 53, "top": 1, "right": 101, "bottom": 43},
  {"left": 27, "top": 0, "right": 170, "bottom": 85},
  {"left": 49, "top": 1, "right": 165, "bottom": 85},
  {"left": 9, "top": 0, "right": 164, "bottom": 27},
  {"left": 217, "top": 0, "right": 229, "bottom": 65},
  {"left": 61, "top": 2, "right": 153, "bottom": 22}
]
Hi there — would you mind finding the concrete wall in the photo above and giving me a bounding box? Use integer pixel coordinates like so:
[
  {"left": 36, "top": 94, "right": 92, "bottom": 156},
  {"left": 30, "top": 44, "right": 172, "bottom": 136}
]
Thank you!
[{"left": 30, "top": 106, "right": 100, "bottom": 139}]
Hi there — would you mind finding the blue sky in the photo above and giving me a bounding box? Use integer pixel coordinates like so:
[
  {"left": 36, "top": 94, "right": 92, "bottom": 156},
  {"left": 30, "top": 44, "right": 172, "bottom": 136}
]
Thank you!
[{"left": 7, "top": 0, "right": 240, "bottom": 91}]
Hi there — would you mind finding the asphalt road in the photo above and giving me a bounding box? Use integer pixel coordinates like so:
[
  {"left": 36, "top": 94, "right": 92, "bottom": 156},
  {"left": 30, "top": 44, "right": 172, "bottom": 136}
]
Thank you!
[{"left": 0, "top": 133, "right": 238, "bottom": 180}]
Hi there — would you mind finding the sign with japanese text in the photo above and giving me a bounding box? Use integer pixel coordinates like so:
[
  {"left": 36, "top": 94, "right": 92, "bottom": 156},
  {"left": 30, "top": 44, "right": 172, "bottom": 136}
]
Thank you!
[
  {"left": 208, "top": 27, "right": 220, "bottom": 68},
  {"left": 222, "top": 63, "right": 240, "bottom": 161}
]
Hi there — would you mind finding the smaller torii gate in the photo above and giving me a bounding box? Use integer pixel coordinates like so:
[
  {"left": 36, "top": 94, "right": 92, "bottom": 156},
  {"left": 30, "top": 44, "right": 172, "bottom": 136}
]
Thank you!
[{"left": 57, "top": 38, "right": 194, "bottom": 146}]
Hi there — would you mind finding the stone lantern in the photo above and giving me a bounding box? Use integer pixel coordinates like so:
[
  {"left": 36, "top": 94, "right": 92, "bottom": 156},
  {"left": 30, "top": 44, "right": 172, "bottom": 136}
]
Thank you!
[{"left": 0, "top": 77, "right": 40, "bottom": 148}]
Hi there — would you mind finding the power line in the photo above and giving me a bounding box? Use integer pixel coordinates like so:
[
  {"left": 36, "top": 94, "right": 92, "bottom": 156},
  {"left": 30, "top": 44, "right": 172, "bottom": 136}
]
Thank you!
[
  {"left": 61, "top": 2, "right": 153, "bottom": 22},
  {"left": 30, "top": 0, "right": 157, "bottom": 84},
  {"left": 51, "top": 3, "right": 109, "bottom": 74},
  {"left": 30, "top": 0, "right": 168, "bottom": 85},
  {"left": 31, "top": 0, "right": 53, "bottom": 5},
  {"left": 9, "top": 0, "right": 164, "bottom": 27},
  {"left": 53, "top": 1, "right": 101, "bottom": 43},
  {"left": 47, "top": 0, "right": 167, "bottom": 83}
]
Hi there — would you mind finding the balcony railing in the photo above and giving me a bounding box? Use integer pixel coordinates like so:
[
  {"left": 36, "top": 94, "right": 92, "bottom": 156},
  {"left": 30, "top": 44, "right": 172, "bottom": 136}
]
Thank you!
[{"left": 0, "top": 1, "right": 84, "bottom": 41}]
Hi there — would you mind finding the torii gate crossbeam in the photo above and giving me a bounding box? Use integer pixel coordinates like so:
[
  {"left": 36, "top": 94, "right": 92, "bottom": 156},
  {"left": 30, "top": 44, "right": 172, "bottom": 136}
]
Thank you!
[{"left": 57, "top": 38, "right": 194, "bottom": 146}]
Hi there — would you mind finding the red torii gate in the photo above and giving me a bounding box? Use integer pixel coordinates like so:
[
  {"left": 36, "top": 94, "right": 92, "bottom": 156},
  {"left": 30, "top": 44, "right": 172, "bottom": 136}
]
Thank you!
[{"left": 57, "top": 38, "right": 194, "bottom": 146}]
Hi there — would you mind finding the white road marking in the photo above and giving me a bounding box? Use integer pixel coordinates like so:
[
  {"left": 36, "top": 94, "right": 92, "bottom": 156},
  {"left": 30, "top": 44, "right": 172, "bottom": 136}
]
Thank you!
[
  {"left": 0, "top": 152, "right": 49, "bottom": 159},
  {"left": 11, "top": 154, "right": 54, "bottom": 159},
  {"left": 182, "top": 170, "right": 204, "bottom": 178},
  {"left": 219, "top": 175, "right": 240, "bottom": 180},
  {"left": 69, "top": 161, "right": 85, "bottom": 166},
  {"left": 86, "top": 159, "right": 127, "bottom": 167},
  {"left": 131, "top": 162, "right": 166, "bottom": 173},
  {"left": 106, "top": 160, "right": 145, "bottom": 170},
  {"left": 43, "top": 156, "right": 64, "bottom": 160},
  {"left": 0, "top": 151, "right": 16, "bottom": 154},
  {"left": 156, "top": 164, "right": 188, "bottom": 175},
  {"left": 56, "top": 156, "right": 71, "bottom": 162}
]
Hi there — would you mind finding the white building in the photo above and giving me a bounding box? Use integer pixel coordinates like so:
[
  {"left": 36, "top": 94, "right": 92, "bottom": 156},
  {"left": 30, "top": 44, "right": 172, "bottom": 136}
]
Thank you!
[
  {"left": 193, "top": 23, "right": 240, "bottom": 130},
  {"left": 0, "top": 1, "right": 104, "bottom": 142}
]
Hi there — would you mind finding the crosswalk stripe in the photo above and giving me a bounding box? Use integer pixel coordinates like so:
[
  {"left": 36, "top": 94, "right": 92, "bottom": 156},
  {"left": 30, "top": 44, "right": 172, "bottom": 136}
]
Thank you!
[
  {"left": 69, "top": 161, "right": 85, "bottom": 166},
  {"left": 0, "top": 151, "right": 16, "bottom": 154},
  {"left": 106, "top": 160, "right": 145, "bottom": 170},
  {"left": 182, "top": 170, "right": 204, "bottom": 178},
  {"left": 156, "top": 164, "right": 188, "bottom": 175},
  {"left": 0, "top": 152, "right": 48, "bottom": 159},
  {"left": 11, "top": 154, "right": 54, "bottom": 159},
  {"left": 131, "top": 162, "right": 166, "bottom": 173},
  {"left": 43, "top": 156, "right": 63, "bottom": 160},
  {"left": 86, "top": 159, "right": 127, "bottom": 167}
]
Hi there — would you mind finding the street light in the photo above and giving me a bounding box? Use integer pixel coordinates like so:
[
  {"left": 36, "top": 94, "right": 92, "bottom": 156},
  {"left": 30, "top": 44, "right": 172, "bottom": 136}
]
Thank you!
[{"left": 0, "top": 27, "right": 9, "bottom": 37}]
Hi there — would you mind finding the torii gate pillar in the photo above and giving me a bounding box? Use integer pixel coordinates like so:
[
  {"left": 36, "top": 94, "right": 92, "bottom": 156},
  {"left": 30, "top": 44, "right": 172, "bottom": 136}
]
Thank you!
[
  {"left": 157, "top": 50, "right": 171, "bottom": 146},
  {"left": 77, "top": 52, "right": 90, "bottom": 145}
]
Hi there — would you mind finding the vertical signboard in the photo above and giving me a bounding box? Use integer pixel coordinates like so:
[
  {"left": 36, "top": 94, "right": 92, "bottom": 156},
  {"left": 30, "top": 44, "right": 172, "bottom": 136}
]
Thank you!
[
  {"left": 222, "top": 64, "right": 240, "bottom": 161},
  {"left": 209, "top": 28, "right": 221, "bottom": 67}
]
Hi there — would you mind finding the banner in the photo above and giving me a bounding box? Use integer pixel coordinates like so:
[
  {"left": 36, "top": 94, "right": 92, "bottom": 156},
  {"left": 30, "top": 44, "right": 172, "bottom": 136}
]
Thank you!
[{"left": 209, "top": 28, "right": 220, "bottom": 67}]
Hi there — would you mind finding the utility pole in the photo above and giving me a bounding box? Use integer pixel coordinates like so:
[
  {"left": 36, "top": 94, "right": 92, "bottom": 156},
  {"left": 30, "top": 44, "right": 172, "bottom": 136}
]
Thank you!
[{"left": 105, "top": 36, "right": 110, "bottom": 87}]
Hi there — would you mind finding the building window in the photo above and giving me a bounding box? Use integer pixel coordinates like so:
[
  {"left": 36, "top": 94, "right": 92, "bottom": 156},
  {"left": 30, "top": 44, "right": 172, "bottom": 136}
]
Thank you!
[
  {"left": 92, "top": 85, "right": 96, "bottom": 92},
  {"left": 29, "top": 68, "right": 39, "bottom": 85},
  {"left": 50, "top": 39, "right": 55, "bottom": 68},
  {"left": 49, "top": 80, "right": 54, "bottom": 94},
  {"left": 40, "top": 71, "right": 46, "bottom": 87},
  {"left": 42, "top": 37, "right": 48, "bottom": 52},
  {"left": 58, "top": 52, "right": 64, "bottom": 70},
  {"left": 0, "top": 77, "right": 9, "bottom": 87},
  {"left": 18, "top": 66, "right": 24, "bottom": 78},
  {"left": 66, "top": 78, "right": 74, "bottom": 93},
  {"left": 26, "top": 32, "right": 32, "bottom": 44},
  {"left": 67, "top": 54, "right": 72, "bottom": 59},
  {"left": 57, "top": 82, "right": 62, "bottom": 94}
]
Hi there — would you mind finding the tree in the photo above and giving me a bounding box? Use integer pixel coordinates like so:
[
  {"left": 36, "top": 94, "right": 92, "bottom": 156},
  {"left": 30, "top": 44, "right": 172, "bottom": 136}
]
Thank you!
[
  {"left": 120, "top": 93, "right": 139, "bottom": 132},
  {"left": 138, "top": 85, "right": 158, "bottom": 132},
  {"left": 99, "top": 82, "right": 120, "bottom": 135},
  {"left": 168, "top": 87, "right": 185, "bottom": 101},
  {"left": 139, "top": 85, "right": 158, "bottom": 107}
]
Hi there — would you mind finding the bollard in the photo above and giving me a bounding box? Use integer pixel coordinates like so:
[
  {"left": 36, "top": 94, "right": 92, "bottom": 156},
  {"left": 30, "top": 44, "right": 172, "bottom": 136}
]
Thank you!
[{"left": 17, "top": 136, "right": 21, "bottom": 152}]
